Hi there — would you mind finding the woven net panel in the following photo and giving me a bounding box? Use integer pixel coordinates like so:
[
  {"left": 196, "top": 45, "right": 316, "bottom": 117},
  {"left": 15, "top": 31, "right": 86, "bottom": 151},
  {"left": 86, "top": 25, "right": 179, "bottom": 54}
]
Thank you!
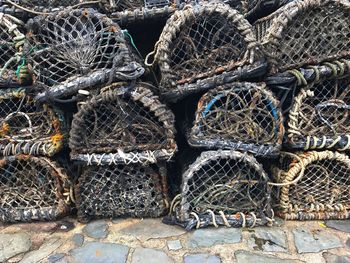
[
  {"left": 75, "top": 163, "right": 168, "bottom": 222},
  {"left": 189, "top": 82, "right": 283, "bottom": 155},
  {"left": 0, "top": 13, "right": 28, "bottom": 86},
  {"left": 70, "top": 84, "right": 176, "bottom": 155},
  {"left": 255, "top": 0, "right": 350, "bottom": 74},
  {"left": 100, "top": 0, "right": 172, "bottom": 12},
  {"left": 0, "top": 155, "right": 71, "bottom": 222},
  {"left": 287, "top": 77, "right": 350, "bottom": 151},
  {"left": 152, "top": 3, "right": 259, "bottom": 90},
  {"left": 276, "top": 151, "right": 350, "bottom": 220},
  {"left": 26, "top": 9, "right": 138, "bottom": 99},
  {"left": 178, "top": 151, "right": 271, "bottom": 225},
  {"left": 0, "top": 88, "right": 65, "bottom": 156}
]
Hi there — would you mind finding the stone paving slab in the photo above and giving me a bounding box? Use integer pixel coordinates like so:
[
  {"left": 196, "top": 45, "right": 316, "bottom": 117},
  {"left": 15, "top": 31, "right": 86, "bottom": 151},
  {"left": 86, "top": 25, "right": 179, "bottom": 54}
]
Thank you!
[
  {"left": 167, "top": 240, "right": 182, "bottom": 251},
  {"left": 70, "top": 242, "right": 129, "bottom": 263},
  {"left": 119, "top": 219, "right": 186, "bottom": 240},
  {"left": 248, "top": 228, "right": 287, "bottom": 252},
  {"left": 187, "top": 228, "right": 241, "bottom": 248},
  {"left": 82, "top": 220, "right": 109, "bottom": 239},
  {"left": 0, "top": 233, "right": 31, "bottom": 262},
  {"left": 184, "top": 253, "right": 221, "bottom": 263},
  {"left": 235, "top": 251, "right": 300, "bottom": 263},
  {"left": 293, "top": 228, "right": 342, "bottom": 253},
  {"left": 20, "top": 237, "right": 63, "bottom": 263},
  {"left": 131, "top": 248, "right": 174, "bottom": 263},
  {"left": 323, "top": 252, "right": 350, "bottom": 263},
  {"left": 325, "top": 221, "right": 350, "bottom": 233}
]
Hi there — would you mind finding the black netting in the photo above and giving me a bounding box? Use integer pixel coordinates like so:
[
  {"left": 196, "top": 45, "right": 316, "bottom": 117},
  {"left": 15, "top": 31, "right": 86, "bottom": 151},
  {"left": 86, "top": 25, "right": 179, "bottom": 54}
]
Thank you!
[
  {"left": 0, "top": 88, "right": 66, "bottom": 156},
  {"left": 255, "top": 0, "right": 350, "bottom": 74},
  {"left": 274, "top": 151, "right": 350, "bottom": 220},
  {"left": 26, "top": 8, "right": 143, "bottom": 101},
  {"left": 287, "top": 77, "right": 350, "bottom": 151},
  {"left": 70, "top": 84, "right": 176, "bottom": 155},
  {"left": 75, "top": 163, "right": 169, "bottom": 222},
  {"left": 189, "top": 82, "right": 283, "bottom": 156},
  {"left": 0, "top": 155, "right": 71, "bottom": 222}
]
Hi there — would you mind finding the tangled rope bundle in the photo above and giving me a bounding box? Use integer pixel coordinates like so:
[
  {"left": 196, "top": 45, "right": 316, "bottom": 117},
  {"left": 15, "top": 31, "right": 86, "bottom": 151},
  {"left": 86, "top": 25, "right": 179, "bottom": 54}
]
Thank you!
[
  {"left": 25, "top": 8, "right": 144, "bottom": 102},
  {"left": 189, "top": 82, "right": 284, "bottom": 156},
  {"left": 165, "top": 150, "right": 274, "bottom": 230},
  {"left": 254, "top": 0, "right": 350, "bottom": 74},
  {"left": 146, "top": 3, "right": 265, "bottom": 99},
  {"left": 0, "top": 88, "right": 66, "bottom": 156},
  {"left": 273, "top": 151, "right": 350, "bottom": 220},
  {"left": 287, "top": 76, "right": 350, "bottom": 151},
  {"left": 0, "top": 155, "right": 72, "bottom": 222},
  {"left": 69, "top": 83, "right": 176, "bottom": 162},
  {"left": 75, "top": 162, "right": 169, "bottom": 222}
]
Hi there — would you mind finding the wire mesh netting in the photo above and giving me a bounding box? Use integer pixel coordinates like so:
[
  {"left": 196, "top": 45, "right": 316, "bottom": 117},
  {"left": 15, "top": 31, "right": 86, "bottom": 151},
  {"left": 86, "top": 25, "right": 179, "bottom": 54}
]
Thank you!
[
  {"left": 166, "top": 150, "right": 273, "bottom": 230},
  {"left": 25, "top": 8, "right": 144, "bottom": 102},
  {"left": 273, "top": 151, "right": 350, "bottom": 220},
  {"left": 148, "top": 3, "right": 266, "bottom": 100},
  {"left": 0, "top": 12, "right": 29, "bottom": 86},
  {"left": 100, "top": 0, "right": 172, "bottom": 12},
  {"left": 0, "top": 88, "right": 66, "bottom": 156},
  {"left": 69, "top": 83, "right": 176, "bottom": 163},
  {"left": 0, "top": 155, "right": 72, "bottom": 222},
  {"left": 287, "top": 77, "right": 350, "bottom": 151},
  {"left": 254, "top": 0, "right": 350, "bottom": 74},
  {"left": 75, "top": 162, "right": 169, "bottom": 222},
  {"left": 189, "top": 82, "right": 284, "bottom": 157}
]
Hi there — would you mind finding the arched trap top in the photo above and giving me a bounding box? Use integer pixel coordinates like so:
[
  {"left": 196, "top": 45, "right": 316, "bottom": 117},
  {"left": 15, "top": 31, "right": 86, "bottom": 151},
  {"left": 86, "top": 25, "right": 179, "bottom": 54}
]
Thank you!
[
  {"left": 167, "top": 150, "right": 273, "bottom": 229},
  {"left": 254, "top": 0, "right": 350, "bottom": 74},
  {"left": 274, "top": 151, "right": 350, "bottom": 220},
  {"left": 149, "top": 3, "right": 264, "bottom": 98},
  {"left": 287, "top": 77, "right": 350, "bottom": 151},
  {"left": 0, "top": 88, "right": 66, "bottom": 156},
  {"left": 189, "top": 82, "right": 284, "bottom": 157},
  {"left": 69, "top": 83, "right": 176, "bottom": 160},
  {"left": 26, "top": 8, "right": 144, "bottom": 102}
]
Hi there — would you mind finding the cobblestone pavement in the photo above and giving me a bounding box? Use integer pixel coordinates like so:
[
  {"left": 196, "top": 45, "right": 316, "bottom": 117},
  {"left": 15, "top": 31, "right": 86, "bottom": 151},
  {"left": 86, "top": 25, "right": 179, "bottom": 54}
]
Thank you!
[{"left": 1, "top": 218, "right": 350, "bottom": 263}]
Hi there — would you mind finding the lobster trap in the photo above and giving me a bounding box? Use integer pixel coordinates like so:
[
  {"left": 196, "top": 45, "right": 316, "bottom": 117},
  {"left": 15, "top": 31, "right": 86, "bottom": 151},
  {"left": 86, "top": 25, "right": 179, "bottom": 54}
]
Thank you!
[
  {"left": 0, "top": 155, "right": 72, "bottom": 223},
  {"left": 286, "top": 74, "right": 350, "bottom": 151},
  {"left": 165, "top": 150, "right": 273, "bottom": 230},
  {"left": 147, "top": 3, "right": 267, "bottom": 101},
  {"left": 0, "top": 88, "right": 66, "bottom": 156},
  {"left": 188, "top": 82, "right": 283, "bottom": 157},
  {"left": 273, "top": 151, "right": 350, "bottom": 220},
  {"left": 254, "top": 0, "right": 350, "bottom": 75},
  {"left": 0, "top": 12, "right": 29, "bottom": 87},
  {"left": 25, "top": 8, "right": 144, "bottom": 102},
  {"left": 75, "top": 162, "right": 169, "bottom": 222},
  {"left": 70, "top": 83, "right": 177, "bottom": 164}
]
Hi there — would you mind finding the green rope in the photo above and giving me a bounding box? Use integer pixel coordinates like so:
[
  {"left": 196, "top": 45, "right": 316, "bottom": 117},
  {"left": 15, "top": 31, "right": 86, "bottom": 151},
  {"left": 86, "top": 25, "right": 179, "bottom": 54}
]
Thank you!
[
  {"left": 15, "top": 58, "right": 26, "bottom": 79},
  {"left": 122, "top": 29, "right": 143, "bottom": 59}
]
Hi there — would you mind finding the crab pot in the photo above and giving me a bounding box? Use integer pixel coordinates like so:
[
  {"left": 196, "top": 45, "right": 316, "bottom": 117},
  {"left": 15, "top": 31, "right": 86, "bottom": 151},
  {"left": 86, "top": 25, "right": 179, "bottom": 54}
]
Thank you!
[
  {"left": 273, "top": 151, "right": 350, "bottom": 220},
  {"left": 103, "top": 0, "right": 177, "bottom": 24},
  {"left": 70, "top": 83, "right": 176, "bottom": 163},
  {"left": 0, "top": 155, "right": 72, "bottom": 223},
  {"left": 75, "top": 162, "right": 169, "bottom": 222},
  {"left": 254, "top": 0, "right": 350, "bottom": 75},
  {"left": 286, "top": 76, "right": 350, "bottom": 151},
  {"left": 149, "top": 3, "right": 267, "bottom": 102},
  {"left": 0, "top": 88, "right": 66, "bottom": 156},
  {"left": 0, "top": 13, "right": 30, "bottom": 87},
  {"left": 188, "top": 82, "right": 284, "bottom": 157},
  {"left": 165, "top": 150, "right": 273, "bottom": 230},
  {"left": 25, "top": 8, "right": 144, "bottom": 102}
]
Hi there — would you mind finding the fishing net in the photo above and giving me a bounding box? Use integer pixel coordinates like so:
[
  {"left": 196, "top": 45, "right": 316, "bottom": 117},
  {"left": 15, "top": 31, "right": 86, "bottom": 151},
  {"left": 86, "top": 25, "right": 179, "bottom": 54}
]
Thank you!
[
  {"left": 273, "top": 151, "right": 350, "bottom": 220},
  {"left": 286, "top": 74, "right": 350, "bottom": 151},
  {"left": 254, "top": 0, "right": 350, "bottom": 75},
  {"left": 25, "top": 8, "right": 144, "bottom": 102},
  {"left": 0, "top": 88, "right": 66, "bottom": 156},
  {"left": 0, "top": 155, "right": 72, "bottom": 223},
  {"left": 164, "top": 150, "right": 273, "bottom": 230},
  {"left": 70, "top": 83, "right": 177, "bottom": 164},
  {"left": 146, "top": 3, "right": 267, "bottom": 101},
  {"left": 0, "top": 12, "right": 29, "bottom": 87},
  {"left": 188, "top": 82, "right": 283, "bottom": 157},
  {"left": 75, "top": 162, "right": 169, "bottom": 222}
]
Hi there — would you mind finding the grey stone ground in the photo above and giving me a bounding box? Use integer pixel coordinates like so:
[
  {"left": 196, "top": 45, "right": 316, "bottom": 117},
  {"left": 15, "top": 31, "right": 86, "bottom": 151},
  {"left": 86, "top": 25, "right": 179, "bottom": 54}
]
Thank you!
[{"left": 1, "top": 218, "right": 350, "bottom": 263}]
